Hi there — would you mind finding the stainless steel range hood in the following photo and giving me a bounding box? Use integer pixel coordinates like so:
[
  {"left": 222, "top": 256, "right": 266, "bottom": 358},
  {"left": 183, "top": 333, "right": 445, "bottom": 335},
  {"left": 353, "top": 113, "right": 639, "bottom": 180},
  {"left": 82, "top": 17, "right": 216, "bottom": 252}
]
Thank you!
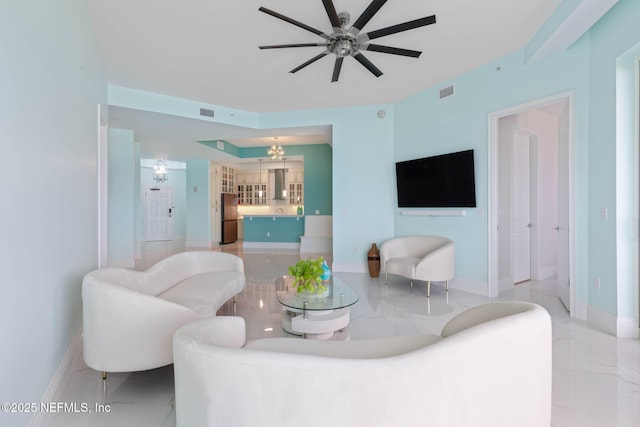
[{"left": 274, "top": 169, "right": 285, "bottom": 200}]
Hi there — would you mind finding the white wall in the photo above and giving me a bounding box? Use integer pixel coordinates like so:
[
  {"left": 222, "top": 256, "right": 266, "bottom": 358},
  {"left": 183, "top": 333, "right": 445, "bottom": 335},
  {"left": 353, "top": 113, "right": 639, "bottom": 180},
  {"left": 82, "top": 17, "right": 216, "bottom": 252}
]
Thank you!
[{"left": 0, "top": 1, "right": 106, "bottom": 425}]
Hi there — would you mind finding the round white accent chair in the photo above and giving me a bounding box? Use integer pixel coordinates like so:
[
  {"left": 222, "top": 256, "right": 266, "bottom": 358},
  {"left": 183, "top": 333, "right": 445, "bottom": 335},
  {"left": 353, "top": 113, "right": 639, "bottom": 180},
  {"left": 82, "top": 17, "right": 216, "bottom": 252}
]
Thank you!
[{"left": 380, "top": 235, "right": 455, "bottom": 297}]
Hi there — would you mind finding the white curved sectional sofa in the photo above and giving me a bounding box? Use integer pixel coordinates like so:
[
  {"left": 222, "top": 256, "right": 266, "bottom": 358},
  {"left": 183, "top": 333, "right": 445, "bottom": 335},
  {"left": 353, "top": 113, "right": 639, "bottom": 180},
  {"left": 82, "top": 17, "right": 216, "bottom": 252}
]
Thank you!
[
  {"left": 82, "top": 251, "right": 245, "bottom": 375},
  {"left": 173, "top": 301, "right": 551, "bottom": 427},
  {"left": 380, "top": 235, "right": 455, "bottom": 296}
]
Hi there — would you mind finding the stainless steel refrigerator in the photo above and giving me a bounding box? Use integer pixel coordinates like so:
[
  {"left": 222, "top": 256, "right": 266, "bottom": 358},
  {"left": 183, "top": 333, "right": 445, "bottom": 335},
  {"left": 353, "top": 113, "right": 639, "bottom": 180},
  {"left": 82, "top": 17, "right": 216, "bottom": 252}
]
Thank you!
[{"left": 221, "top": 193, "right": 238, "bottom": 244}]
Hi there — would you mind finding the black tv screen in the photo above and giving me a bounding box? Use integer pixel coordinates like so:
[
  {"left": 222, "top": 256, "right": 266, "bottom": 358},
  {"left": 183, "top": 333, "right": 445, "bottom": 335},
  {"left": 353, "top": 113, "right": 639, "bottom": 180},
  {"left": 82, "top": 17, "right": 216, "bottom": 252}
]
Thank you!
[{"left": 395, "top": 149, "right": 477, "bottom": 208}]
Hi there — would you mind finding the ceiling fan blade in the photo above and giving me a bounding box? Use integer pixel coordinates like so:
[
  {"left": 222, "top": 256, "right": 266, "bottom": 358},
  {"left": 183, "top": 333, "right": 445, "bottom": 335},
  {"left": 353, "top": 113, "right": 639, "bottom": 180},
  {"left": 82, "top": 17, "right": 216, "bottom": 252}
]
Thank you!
[
  {"left": 352, "top": 0, "right": 389, "bottom": 32},
  {"left": 322, "top": 0, "right": 342, "bottom": 30},
  {"left": 365, "top": 43, "right": 422, "bottom": 58},
  {"left": 259, "top": 43, "right": 328, "bottom": 49},
  {"left": 331, "top": 57, "right": 344, "bottom": 82},
  {"left": 366, "top": 15, "right": 436, "bottom": 40},
  {"left": 259, "top": 7, "right": 331, "bottom": 40},
  {"left": 352, "top": 52, "right": 383, "bottom": 78},
  {"left": 290, "top": 51, "right": 331, "bottom": 74}
]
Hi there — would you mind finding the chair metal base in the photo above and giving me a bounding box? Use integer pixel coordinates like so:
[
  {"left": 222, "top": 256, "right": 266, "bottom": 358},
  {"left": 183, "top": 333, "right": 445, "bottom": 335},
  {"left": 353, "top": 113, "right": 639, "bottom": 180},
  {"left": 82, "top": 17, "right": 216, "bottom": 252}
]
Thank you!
[{"left": 386, "top": 272, "right": 449, "bottom": 299}]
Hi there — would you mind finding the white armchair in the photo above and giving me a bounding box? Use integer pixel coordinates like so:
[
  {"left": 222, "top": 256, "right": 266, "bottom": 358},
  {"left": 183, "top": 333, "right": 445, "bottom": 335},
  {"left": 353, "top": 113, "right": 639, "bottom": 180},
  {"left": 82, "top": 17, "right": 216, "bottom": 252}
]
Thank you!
[
  {"left": 82, "top": 251, "right": 245, "bottom": 375},
  {"left": 380, "top": 235, "right": 455, "bottom": 297}
]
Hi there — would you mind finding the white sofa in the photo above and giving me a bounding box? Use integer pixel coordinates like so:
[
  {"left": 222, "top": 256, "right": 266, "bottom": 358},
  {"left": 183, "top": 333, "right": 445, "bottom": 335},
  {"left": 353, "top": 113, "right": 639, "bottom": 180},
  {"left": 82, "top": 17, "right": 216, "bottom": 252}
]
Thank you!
[
  {"left": 82, "top": 251, "right": 245, "bottom": 375},
  {"left": 173, "top": 301, "right": 551, "bottom": 427},
  {"left": 380, "top": 235, "right": 455, "bottom": 297}
]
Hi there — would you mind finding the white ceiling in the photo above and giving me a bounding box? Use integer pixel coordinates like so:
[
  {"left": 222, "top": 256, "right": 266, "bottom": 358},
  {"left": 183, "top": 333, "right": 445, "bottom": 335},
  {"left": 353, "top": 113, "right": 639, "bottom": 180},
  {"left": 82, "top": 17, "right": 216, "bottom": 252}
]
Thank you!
[
  {"left": 109, "top": 106, "right": 330, "bottom": 162},
  {"left": 88, "top": 0, "right": 561, "bottom": 159}
]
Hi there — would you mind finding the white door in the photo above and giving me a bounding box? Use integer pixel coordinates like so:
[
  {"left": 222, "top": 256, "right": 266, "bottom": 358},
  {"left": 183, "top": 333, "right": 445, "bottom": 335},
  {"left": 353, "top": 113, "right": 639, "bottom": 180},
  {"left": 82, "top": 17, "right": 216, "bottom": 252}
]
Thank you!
[
  {"left": 512, "top": 132, "right": 532, "bottom": 284},
  {"left": 557, "top": 108, "right": 571, "bottom": 310},
  {"left": 145, "top": 186, "right": 173, "bottom": 241}
]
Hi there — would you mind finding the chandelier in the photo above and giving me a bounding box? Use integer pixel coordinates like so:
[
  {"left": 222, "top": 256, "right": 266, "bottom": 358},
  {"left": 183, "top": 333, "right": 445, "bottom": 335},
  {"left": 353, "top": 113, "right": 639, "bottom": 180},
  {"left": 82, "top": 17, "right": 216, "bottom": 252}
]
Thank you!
[
  {"left": 153, "top": 160, "right": 168, "bottom": 183},
  {"left": 268, "top": 137, "right": 284, "bottom": 160}
]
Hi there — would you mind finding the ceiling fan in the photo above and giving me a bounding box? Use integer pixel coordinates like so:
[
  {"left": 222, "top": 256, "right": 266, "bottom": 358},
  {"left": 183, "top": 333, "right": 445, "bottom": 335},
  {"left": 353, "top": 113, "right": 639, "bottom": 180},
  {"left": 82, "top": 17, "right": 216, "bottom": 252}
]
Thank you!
[{"left": 258, "top": 0, "right": 436, "bottom": 82}]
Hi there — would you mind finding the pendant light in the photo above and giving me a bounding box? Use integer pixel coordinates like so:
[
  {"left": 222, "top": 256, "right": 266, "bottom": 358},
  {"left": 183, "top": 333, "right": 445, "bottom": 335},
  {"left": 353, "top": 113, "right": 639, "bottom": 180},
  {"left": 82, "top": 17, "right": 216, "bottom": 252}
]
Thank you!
[
  {"left": 258, "top": 159, "right": 263, "bottom": 199},
  {"left": 282, "top": 157, "right": 287, "bottom": 198}
]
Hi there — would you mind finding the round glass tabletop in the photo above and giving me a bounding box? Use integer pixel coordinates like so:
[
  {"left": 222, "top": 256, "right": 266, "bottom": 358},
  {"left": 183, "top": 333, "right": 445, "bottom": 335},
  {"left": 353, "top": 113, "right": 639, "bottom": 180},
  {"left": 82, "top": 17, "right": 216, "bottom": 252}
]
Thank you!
[{"left": 275, "top": 275, "right": 359, "bottom": 311}]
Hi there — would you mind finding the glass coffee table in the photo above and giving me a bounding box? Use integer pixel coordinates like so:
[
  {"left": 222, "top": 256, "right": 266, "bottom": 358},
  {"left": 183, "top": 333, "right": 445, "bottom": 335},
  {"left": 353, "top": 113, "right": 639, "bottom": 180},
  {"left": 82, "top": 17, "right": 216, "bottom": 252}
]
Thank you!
[{"left": 275, "top": 275, "right": 359, "bottom": 340}]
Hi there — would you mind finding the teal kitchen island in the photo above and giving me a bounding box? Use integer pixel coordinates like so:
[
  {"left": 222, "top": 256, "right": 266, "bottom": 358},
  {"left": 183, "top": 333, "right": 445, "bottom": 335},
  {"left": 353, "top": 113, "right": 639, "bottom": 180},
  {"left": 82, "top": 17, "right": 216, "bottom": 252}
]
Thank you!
[{"left": 242, "top": 215, "right": 305, "bottom": 249}]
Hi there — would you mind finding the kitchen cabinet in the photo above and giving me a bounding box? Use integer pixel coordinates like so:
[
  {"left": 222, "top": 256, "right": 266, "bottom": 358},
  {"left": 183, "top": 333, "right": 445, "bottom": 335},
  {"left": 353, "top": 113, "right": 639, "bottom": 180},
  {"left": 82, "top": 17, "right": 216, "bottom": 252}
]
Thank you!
[
  {"left": 237, "top": 170, "right": 268, "bottom": 205},
  {"left": 237, "top": 167, "right": 303, "bottom": 205},
  {"left": 221, "top": 165, "right": 235, "bottom": 194},
  {"left": 287, "top": 168, "right": 303, "bottom": 204}
]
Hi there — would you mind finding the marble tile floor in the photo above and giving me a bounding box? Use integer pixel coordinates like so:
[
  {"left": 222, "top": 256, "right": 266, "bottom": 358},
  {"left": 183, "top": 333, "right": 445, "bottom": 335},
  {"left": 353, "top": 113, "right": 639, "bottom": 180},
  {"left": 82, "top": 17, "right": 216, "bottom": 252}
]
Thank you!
[{"left": 51, "top": 241, "right": 640, "bottom": 427}]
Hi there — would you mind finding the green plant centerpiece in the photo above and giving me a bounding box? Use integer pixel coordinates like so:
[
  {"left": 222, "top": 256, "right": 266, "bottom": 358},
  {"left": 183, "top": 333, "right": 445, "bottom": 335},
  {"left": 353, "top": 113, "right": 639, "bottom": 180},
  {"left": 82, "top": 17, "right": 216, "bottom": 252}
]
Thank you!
[{"left": 288, "top": 257, "right": 328, "bottom": 296}]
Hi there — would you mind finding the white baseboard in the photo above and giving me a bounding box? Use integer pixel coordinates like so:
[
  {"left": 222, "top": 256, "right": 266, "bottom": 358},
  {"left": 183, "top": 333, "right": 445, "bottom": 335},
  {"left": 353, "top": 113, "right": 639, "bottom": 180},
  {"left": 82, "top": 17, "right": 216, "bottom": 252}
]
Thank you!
[
  {"left": 242, "top": 242, "right": 301, "bottom": 250},
  {"left": 584, "top": 304, "right": 639, "bottom": 337},
  {"left": 332, "top": 261, "right": 368, "bottom": 273},
  {"left": 29, "top": 329, "right": 83, "bottom": 427},
  {"left": 586, "top": 304, "right": 617, "bottom": 336},
  {"left": 617, "top": 316, "right": 639, "bottom": 338},
  {"left": 575, "top": 302, "right": 588, "bottom": 321}
]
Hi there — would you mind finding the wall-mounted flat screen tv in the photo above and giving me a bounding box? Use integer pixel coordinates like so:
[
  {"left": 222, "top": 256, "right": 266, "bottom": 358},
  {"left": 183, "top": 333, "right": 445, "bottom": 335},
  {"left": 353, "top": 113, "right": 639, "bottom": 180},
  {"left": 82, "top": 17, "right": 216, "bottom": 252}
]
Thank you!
[{"left": 395, "top": 149, "right": 477, "bottom": 208}]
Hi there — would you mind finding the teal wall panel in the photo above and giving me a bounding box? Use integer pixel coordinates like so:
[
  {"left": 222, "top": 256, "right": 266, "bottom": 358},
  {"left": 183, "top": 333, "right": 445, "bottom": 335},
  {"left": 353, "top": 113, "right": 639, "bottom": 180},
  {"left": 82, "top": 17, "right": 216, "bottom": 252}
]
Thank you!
[
  {"left": 243, "top": 216, "right": 305, "bottom": 243},
  {"left": 240, "top": 144, "right": 333, "bottom": 215}
]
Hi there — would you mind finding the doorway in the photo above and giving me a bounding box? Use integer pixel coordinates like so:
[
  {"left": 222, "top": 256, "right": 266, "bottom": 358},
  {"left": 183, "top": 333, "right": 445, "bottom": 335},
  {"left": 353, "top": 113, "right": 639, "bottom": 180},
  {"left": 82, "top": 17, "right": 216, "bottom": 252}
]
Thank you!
[
  {"left": 488, "top": 92, "right": 575, "bottom": 314},
  {"left": 145, "top": 186, "right": 174, "bottom": 241},
  {"left": 511, "top": 130, "right": 535, "bottom": 284}
]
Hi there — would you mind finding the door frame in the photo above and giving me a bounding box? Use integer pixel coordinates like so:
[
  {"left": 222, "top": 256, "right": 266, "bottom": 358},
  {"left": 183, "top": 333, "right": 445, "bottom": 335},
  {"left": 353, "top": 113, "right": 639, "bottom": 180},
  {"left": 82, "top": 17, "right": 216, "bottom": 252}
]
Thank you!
[{"left": 488, "top": 91, "right": 576, "bottom": 315}]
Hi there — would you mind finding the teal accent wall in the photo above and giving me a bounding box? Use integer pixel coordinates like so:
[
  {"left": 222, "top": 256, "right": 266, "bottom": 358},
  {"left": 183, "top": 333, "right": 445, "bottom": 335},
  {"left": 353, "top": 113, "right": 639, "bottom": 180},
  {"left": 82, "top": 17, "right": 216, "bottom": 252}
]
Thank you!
[
  {"left": 108, "top": 128, "right": 136, "bottom": 267},
  {"left": 243, "top": 217, "right": 305, "bottom": 242},
  {"left": 241, "top": 144, "right": 333, "bottom": 215},
  {"left": 186, "top": 160, "right": 211, "bottom": 247},
  {"left": 0, "top": 0, "right": 107, "bottom": 420}
]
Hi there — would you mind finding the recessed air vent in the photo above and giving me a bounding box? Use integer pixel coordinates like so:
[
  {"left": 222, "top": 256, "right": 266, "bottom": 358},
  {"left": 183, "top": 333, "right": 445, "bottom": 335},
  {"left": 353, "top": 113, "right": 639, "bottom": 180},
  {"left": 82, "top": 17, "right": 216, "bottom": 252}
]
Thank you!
[
  {"left": 199, "top": 108, "right": 215, "bottom": 118},
  {"left": 439, "top": 85, "right": 454, "bottom": 99}
]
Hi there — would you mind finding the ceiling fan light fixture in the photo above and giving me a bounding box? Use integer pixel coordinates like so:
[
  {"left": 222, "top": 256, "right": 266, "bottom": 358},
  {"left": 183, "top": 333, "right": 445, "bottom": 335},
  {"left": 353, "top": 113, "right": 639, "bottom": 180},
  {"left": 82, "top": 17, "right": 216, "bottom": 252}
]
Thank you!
[
  {"left": 258, "top": 0, "right": 436, "bottom": 82},
  {"left": 334, "top": 38, "right": 353, "bottom": 57}
]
